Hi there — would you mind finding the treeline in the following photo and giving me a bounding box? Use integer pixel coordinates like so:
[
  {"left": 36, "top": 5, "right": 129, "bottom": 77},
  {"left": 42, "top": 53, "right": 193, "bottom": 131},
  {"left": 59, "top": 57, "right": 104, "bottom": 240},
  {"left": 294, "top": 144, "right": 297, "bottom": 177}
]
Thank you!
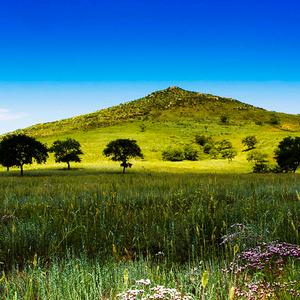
[
  {"left": 0, "top": 133, "right": 299, "bottom": 175},
  {"left": 161, "top": 134, "right": 300, "bottom": 173},
  {"left": 0, "top": 134, "right": 142, "bottom": 175}
]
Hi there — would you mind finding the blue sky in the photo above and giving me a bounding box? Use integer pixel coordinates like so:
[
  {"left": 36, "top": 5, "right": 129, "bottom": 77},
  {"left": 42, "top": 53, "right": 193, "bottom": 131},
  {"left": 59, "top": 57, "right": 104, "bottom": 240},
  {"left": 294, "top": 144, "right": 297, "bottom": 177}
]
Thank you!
[{"left": 0, "top": 0, "right": 300, "bottom": 134}]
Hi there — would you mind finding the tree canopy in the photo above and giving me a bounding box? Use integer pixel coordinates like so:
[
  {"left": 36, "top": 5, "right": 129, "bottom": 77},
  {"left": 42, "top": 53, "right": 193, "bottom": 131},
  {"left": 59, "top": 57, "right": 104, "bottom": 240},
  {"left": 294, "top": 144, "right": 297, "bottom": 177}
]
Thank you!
[
  {"left": 274, "top": 136, "right": 300, "bottom": 173},
  {"left": 242, "top": 136, "right": 258, "bottom": 151},
  {"left": 0, "top": 134, "right": 48, "bottom": 175},
  {"left": 50, "top": 138, "right": 83, "bottom": 170},
  {"left": 103, "top": 139, "right": 143, "bottom": 173}
]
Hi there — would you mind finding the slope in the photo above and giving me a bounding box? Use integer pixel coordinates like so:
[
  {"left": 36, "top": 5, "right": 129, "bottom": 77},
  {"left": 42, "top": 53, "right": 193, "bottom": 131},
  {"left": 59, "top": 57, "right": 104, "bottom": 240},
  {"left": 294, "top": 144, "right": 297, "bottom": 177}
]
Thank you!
[{"left": 5, "top": 87, "right": 300, "bottom": 168}]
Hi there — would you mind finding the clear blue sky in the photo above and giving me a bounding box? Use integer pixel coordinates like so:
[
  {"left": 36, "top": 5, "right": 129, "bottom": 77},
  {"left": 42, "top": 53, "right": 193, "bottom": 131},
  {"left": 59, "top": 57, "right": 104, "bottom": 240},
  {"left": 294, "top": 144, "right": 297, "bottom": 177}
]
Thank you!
[{"left": 0, "top": 0, "right": 300, "bottom": 134}]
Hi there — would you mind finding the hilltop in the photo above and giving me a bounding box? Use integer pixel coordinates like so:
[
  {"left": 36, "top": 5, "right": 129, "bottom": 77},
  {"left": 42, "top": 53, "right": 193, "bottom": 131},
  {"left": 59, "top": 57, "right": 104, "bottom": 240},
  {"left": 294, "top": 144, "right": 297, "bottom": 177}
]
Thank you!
[
  {"left": 5, "top": 87, "right": 300, "bottom": 166},
  {"left": 15, "top": 86, "right": 299, "bottom": 137}
]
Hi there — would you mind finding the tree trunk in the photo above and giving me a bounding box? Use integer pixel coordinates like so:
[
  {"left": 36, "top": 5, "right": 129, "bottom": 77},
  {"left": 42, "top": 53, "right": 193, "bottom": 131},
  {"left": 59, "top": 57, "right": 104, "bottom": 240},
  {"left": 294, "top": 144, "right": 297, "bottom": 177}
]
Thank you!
[
  {"left": 6, "top": 166, "right": 9, "bottom": 172},
  {"left": 122, "top": 165, "right": 126, "bottom": 174},
  {"left": 67, "top": 161, "right": 70, "bottom": 170},
  {"left": 20, "top": 164, "right": 24, "bottom": 176}
]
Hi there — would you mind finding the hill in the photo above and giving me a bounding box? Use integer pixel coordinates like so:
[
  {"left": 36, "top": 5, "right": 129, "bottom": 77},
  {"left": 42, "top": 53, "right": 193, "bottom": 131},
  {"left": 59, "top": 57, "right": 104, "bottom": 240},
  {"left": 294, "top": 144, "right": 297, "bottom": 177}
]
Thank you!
[{"left": 5, "top": 87, "right": 300, "bottom": 168}]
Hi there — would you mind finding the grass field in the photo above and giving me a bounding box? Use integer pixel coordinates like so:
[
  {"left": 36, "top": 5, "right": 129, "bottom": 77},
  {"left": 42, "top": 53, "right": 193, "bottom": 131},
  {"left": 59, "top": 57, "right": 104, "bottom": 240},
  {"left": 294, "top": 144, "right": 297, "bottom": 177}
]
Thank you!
[{"left": 0, "top": 168, "right": 299, "bottom": 299}]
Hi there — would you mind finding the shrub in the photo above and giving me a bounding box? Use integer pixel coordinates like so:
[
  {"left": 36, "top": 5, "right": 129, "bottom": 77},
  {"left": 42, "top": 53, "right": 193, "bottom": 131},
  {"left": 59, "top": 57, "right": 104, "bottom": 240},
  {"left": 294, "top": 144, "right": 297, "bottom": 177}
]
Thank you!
[
  {"left": 247, "top": 150, "right": 270, "bottom": 173},
  {"left": 220, "top": 115, "right": 229, "bottom": 124},
  {"left": 183, "top": 145, "right": 199, "bottom": 161},
  {"left": 269, "top": 115, "right": 281, "bottom": 125},
  {"left": 195, "top": 135, "right": 212, "bottom": 146},
  {"left": 209, "top": 149, "right": 219, "bottom": 159},
  {"left": 216, "top": 139, "right": 233, "bottom": 151},
  {"left": 162, "top": 147, "right": 185, "bottom": 161},
  {"left": 220, "top": 148, "right": 237, "bottom": 162},
  {"left": 242, "top": 136, "right": 258, "bottom": 151},
  {"left": 203, "top": 143, "right": 215, "bottom": 154}
]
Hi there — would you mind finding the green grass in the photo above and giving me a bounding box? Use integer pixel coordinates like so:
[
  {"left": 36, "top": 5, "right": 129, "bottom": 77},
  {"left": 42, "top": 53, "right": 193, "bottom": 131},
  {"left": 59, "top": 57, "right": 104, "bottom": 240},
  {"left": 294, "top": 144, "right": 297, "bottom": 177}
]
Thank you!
[{"left": 0, "top": 170, "right": 299, "bottom": 298}]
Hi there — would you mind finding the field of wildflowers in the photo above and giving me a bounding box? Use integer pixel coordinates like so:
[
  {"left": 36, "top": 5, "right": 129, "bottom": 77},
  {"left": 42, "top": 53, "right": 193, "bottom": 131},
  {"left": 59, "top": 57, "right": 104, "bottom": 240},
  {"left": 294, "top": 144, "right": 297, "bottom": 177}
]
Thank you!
[{"left": 0, "top": 171, "right": 299, "bottom": 299}]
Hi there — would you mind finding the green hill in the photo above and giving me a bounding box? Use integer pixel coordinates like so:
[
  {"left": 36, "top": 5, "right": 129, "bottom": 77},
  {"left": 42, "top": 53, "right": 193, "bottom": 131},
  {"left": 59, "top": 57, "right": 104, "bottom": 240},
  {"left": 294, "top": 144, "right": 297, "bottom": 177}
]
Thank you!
[{"left": 6, "top": 87, "right": 300, "bottom": 170}]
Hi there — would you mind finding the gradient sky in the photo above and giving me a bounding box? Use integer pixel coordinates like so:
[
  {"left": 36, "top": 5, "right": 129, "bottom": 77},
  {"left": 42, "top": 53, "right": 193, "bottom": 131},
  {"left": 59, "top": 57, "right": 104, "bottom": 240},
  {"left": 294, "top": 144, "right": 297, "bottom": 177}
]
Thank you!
[{"left": 0, "top": 0, "right": 300, "bottom": 134}]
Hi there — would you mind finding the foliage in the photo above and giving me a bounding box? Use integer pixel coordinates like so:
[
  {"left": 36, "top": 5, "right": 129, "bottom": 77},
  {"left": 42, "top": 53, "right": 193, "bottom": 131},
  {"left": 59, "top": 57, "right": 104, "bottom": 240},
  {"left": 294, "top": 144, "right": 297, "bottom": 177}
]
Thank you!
[
  {"left": 203, "top": 143, "right": 215, "bottom": 154},
  {"left": 183, "top": 145, "right": 199, "bottom": 161},
  {"left": 269, "top": 114, "right": 281, "bottom": 125},
  {"left": 247, "top": 150, "right": 270, "bottom": 173},
  {"left": 162, "top": 147, "right": 185, "bottom": 161},
  {"left": 242, "top": 135, "right": 258, "bottom": 151},
  {"left": 0, "top": 135, "right": 16, "bottom": 170},
  {"left": 220, "top": 115, "right": 229, "bottom": 124},
  {"left": 195, "top": 135, "right": 212, "bottom": 146},
  {"left": 103, "top": 139, "right": 143, "bottom": 173},
  {"left": 220, "top": 149, "right": 237, "bottom": 162},
  {"left": 0, "top": 134, "right": 48, "bottom": 175},
  {"left": 49, "top": 138, "right": 83, "bottom": 170},
  {"left": 216, "top": 139, "right": 233, "bottom": 152},
  {"left": 274, "top": 136, "right": 300, "bottom": 173}
]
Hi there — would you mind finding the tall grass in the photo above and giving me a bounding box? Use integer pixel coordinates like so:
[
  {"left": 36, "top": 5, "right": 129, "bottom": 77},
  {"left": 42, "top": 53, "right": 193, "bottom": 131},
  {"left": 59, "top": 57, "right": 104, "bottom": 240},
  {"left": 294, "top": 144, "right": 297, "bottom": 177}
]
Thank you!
[{"left": 0, "top": 172, "right": 299, "bottom": 270}]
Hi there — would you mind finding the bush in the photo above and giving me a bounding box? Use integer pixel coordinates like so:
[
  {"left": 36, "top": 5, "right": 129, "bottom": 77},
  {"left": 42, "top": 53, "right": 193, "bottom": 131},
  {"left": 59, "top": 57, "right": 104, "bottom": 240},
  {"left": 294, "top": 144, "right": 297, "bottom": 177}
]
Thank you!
[
  {"left": 220, "top": 149, "right": 237, "bottom": 162},
  {"left": 203, "top": 143, "right": 215, "bottom": 154},
  {"left": 247, "top": 151, "right": 270, "bottom": 173},
  {"left": 183, "top": 145, "right": 199, "bottom": 161},
  {"left": 269, "top": 115, "right": 281, "bottom": 125},
  {"left": 220, "top": 115, "right": 229, "bottom": 124},
  {"left": 162, "top": 148, "right": 185, "bottom": 161},
  {"left": 253, "top": 162, "right": 269, "bottom": 173},
  {"left": 216, "top": 139, "right": 233, "bottom": 151},
  {"left": 195, "top": 135, "right": 212, "bottom": 146},
  {"left": 242, "top": 136, "right": 258, "bottom": 151}
]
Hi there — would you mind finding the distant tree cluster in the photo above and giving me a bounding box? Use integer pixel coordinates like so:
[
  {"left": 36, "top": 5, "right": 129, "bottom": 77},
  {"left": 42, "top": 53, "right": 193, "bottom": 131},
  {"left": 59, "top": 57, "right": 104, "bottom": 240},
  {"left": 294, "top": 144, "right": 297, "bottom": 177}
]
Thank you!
[
  {"left": 246, "top": 136, "right": 300, "bottom": 173},
  {"left": 162, "top": 145, "right": 198, "bottom": 162},
  {"left": 1, "top": 132, "right": 299, "bottom": 175},
  {"left": 195, "top": 135, "right": 237, "bottom": 162}
]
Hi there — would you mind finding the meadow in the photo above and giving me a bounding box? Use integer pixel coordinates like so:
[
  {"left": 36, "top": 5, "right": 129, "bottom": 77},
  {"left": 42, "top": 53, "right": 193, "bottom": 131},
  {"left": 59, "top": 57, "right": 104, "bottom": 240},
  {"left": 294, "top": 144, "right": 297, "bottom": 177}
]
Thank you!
[{"left": 0, "top": 167, "right": 299, "bottom": 299}]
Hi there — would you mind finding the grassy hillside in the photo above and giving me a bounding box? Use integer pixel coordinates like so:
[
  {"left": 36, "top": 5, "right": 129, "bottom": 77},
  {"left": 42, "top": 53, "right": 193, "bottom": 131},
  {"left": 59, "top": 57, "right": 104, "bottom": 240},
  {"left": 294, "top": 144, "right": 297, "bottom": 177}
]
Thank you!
[{"left": 5, "top": 86, "right": 300, "bottom": 168}]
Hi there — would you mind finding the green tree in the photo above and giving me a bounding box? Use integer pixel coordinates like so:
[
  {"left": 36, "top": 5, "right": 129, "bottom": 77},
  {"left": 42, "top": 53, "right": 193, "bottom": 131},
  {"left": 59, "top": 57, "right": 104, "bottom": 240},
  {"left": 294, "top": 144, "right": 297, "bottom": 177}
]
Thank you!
[
  {"left": 216, "top": 139, "right": 233, "bottom": 152},
  {"left": 221, "top": 148, "right": 237, "bottom": 162},
  {"left": 0, "top": 135, "right": 15, "bottom": 171},
  {"left": 242, "top": 136, "right": 258, "bottom": 151},
  {"left": 0, "top": 134, "right": 48, "bottom": 176},
  {"left": 274, "top": 136, "right": 300, "bottom": 173},
  {"left": 103, "top": 139, "right": 143, "bottom": 173},
  {"left": 50, "top": 138, "right": 83, "bottom": 170}
]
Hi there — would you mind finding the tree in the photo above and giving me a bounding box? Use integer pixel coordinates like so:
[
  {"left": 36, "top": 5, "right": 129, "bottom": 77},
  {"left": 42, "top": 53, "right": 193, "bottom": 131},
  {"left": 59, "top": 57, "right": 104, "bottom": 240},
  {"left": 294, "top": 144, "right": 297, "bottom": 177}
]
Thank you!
[
  {"left": 0, "top": 135, "right": 15, "bottom": 171},
  {"left": 216, "top": 139, "right": 233, "bottom": 152},
  {"left": 50, "top": 138, "right": 83, "bottom": 170},
  {"left": 242, "top": 136, "right": 258, "bottom": 151},
  {"left": 274, "top": 136, "right": 300, "bottom": 173},
  {"left": 103, "top": 139, "right": 143, "bottom": 173},
  {"left": 0, "top": 134, "right": 48, "bottom": 176},
  {"left": 221, "top": 148, "right": 237, "bottom": 162}
]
